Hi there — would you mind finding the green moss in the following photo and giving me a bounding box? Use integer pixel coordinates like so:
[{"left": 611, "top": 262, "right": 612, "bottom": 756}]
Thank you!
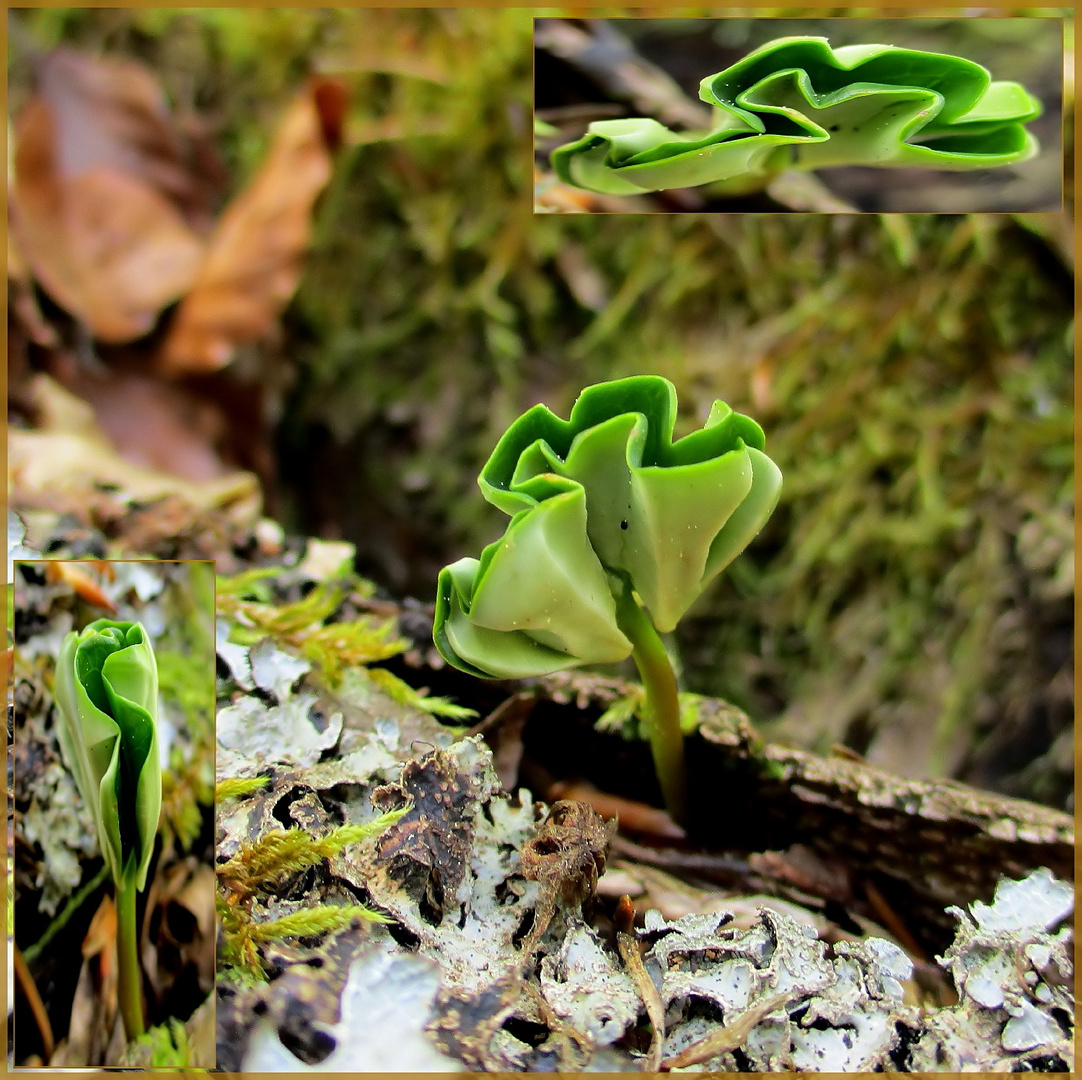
[
  {"left": 364, "top": 668, "right": 477, "bottom": 723},
  {"left": 217, "top": 809, "right": 408, "bottom": 980},
  {"left": 249, "top": 903, "right": 392, "bottom": 941},
  {"left": 298, "top": 617, "right": 405, "bottom": 685},
  {"left": 216, "top": 775, "right": 272, "bottom": 801},
  {"left": 131, "top": 1018, "right": 194, "bottom": 1068},
  {"left": 217, "top": 571, "right": 417, "bottom": 686},
  {"left": 215, "top": 566, "right": 280, "bottom": 602},
  {"left": 218, "top": 811, "right": 410, "bottom": 901},
  {"left": 597, "top": 687, "right": 712, "bottom": 740},
  {"left": 218, "top": 577, "right": 346, "bottom": 640},
  {"left": 217, "top": 894, "right": 390, "bottom": 980}
]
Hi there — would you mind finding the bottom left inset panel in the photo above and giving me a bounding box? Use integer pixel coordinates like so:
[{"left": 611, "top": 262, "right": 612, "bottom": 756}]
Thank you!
[{"left": 10, "top": 560, "right": 215, "bottom": 1068}]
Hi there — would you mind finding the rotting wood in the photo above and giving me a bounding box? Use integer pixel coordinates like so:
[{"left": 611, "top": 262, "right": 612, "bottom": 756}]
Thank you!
[{"left": 377, "top": 600, "right": 1072, "bottom": 955}]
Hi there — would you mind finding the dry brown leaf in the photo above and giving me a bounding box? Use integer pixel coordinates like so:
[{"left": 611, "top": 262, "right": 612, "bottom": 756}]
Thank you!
[
  {"left": 157, "top": 77, "right": 346, "bottom": 375},
  {"left": 31, "top": 47, "right": 206, "bottom": 215},
  {"left": 9, "top": 49, "right": 207, "bottom": 342},
  {"left": 48, "top": 893, "right": 122, "bottom": 1067},
  {"left": 82, "top": 892, "right": 118, "bottom": 964},
  {"left": 9, "top": 374, "right": 261, "bottom": 514},
  {"left": 8, "top": 230, "right": 61, "bottom": 349},
  {"left": 143, "top": 862, "right": 216, "bottom": 1004},
  {"left": 67, "top": 369, "right": 238, "bottom": 482},
  {"left": 49, "top": 961, "right": 104, "bottom": 1066},
  {"left": 43, "top": 563, "right": 117, "bottom": 613}
]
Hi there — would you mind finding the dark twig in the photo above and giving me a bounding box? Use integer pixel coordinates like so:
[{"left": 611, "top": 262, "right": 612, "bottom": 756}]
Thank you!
[{"left": 535, "top": 19, "right": 711, "bottom": 131}]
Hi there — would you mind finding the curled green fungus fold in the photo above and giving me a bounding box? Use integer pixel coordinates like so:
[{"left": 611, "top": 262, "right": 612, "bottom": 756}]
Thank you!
[
  {"left": 435, "top": 375, "right": 783, "bottom": 679},
  {"left": 551, "top": 36, "right": 1042, "bottom": 194},
  {"left": 54, "top": 618, "right": 161, "bottom": 892}
]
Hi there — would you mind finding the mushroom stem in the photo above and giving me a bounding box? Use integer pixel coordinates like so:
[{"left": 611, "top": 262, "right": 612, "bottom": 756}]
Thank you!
[
  {"left": 615, "top": 585, "right": 687, "bottom": 824},
  {"left": 116, "top": 876, "right": 145, "bottom": 1041}
]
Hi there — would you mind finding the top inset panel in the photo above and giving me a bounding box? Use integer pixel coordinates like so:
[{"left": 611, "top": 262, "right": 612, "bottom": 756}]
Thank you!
[{"left": 534, "top": 17, "right": 1063, "bottom": 214}]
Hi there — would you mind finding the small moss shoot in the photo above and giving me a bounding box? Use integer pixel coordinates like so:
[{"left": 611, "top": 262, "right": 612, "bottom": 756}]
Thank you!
[
  {"left": 216, "top": 775, "right": 272, "bottom": 801},
  {"left": 216, "top": 807, "right": 409, "bottom": 981},
  {"left": 131, "top": 1018, "right": 194, "bottom": 1068},
  {"left": 364, "top": 667, "right": 477, "bottom": 723},
  {"left": 218, "top": 809, "right": 411, "bottom": 902},
  {"left": 217, "top": 896, "right": 392, "bottom": 979}
]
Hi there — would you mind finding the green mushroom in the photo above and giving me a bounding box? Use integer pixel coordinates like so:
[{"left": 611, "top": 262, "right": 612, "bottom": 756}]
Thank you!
[
  {"left": 54, "top": 618, "right": 161, "bottom": 1040},
  {"left": 435, "top": 375, "right": 782, "bottom": 822},
  {"left": 551, "top": 36, "right": 1042, "bottom": 194}
]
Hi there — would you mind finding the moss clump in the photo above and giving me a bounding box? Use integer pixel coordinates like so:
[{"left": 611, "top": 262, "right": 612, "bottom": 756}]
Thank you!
[
  {"left": 217, "top": 568, "right": 476, "bottom": 721},
  {"left": 218, "top": 574, "right": 406, "bottom": 685},
  {"left": 217, "top": 809, "right": 409, "bottom": 980},
  {"left": 129, "top": 1018, "right": 194, "bottom": 1068}
]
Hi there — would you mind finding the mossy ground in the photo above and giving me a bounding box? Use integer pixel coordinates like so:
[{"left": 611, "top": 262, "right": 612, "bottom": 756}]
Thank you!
[{"left": 11, "top": 7, "right": 1073, "bottom": 804}]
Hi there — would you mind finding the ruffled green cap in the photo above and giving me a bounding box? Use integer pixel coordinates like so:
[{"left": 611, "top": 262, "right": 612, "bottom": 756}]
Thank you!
[
  {"left": 435, "top": 376, "right": 783, "bottom": 677},
  {"left": 54, "top": 619, "right": 161, "bottom": 891},
  {"left": 552, "top": 36, "right": 1041, "bottom": 194}
]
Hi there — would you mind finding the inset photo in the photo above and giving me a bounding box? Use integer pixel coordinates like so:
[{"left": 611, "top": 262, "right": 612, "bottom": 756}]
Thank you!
[
  {"left": 534, "top": 16, "right": 1063, "bottom": 213},
  {"left": 10, "top": 561, "right": 215, "bottom": 1068}
]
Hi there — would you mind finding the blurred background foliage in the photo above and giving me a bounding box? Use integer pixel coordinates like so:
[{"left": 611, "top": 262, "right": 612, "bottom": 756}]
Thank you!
[{"left": 9, "top": 7, "right": 1073, "bottom": 806}]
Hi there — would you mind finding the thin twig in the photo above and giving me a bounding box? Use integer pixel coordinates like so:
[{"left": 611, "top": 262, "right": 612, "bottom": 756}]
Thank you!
[
  {"left": 661, "top": 991, "right": 793, "bottom": 1070},
  {"left": 615, "top": 896, "right": 665, "bottom": 1072},
  {"left": 535, "top": 18, "right": 712, "bottom": 130},
  {"left": 863, "top": 877, "right": 928, "bottom": 963},
  {"left": 466, "top": 691, "right": 535, "bottom": 738},
  {"left": 468, "top": 692, "right": 535, "bottom": 790},
  {"left": 610, "top": 834, "right": 749, "bottom": 881},
  {"left": 764, "top": 170, "right": 860, "bottom": 212},
  {"left": 22, "top": 862, "right": 110, "bottom": 965},
  {"left": 13, "top": 943, "right": 55, "bottom": 1062}
]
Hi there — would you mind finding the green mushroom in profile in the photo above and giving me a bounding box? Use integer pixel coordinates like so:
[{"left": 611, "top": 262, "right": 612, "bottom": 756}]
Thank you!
[
  {"left": 435, "top": 375, "right": 783, "bottom": 822},
  {"left": 54, "top": 618, "right": 161, "bottom": 1040},
  {"left": 551, "top": 36, "right": 1043, "bottom": 195}
]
